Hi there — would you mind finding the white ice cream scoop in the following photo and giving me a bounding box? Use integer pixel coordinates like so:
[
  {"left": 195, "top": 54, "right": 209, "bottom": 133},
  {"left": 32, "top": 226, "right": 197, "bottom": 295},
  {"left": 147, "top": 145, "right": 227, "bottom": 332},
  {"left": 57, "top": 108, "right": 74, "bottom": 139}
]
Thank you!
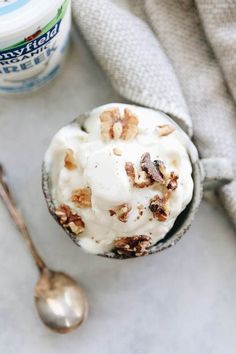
[{"left": 42, "top": 103, "right": 233, "bottom": 259}]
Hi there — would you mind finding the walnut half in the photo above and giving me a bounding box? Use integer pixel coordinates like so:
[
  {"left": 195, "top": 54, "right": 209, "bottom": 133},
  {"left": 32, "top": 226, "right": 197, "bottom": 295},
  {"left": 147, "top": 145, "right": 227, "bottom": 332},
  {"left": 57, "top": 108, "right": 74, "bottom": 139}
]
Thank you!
[
  {"left": 114, "top": 235, "right": 152, "bottom": 257},
  {"left": 55, "top": 204, "right": 85, "bottom": 235},
  {"left": 100, "top": 107, "right": 139, "bottom": 141}
]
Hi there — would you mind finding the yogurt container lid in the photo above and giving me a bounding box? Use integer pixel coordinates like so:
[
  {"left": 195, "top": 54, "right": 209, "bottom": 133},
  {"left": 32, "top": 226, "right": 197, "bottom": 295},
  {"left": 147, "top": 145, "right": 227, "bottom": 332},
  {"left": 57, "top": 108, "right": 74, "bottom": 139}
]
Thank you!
[{"left": 0, "top": 0, "right": 66, "bottom": 41}]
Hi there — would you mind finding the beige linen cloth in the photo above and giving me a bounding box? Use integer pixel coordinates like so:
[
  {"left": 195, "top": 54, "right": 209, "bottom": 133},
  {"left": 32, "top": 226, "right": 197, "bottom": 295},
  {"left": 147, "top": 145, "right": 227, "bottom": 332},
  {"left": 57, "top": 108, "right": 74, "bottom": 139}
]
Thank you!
[{"left": 72, "top": 0, "right": 236, "bottom": 229}]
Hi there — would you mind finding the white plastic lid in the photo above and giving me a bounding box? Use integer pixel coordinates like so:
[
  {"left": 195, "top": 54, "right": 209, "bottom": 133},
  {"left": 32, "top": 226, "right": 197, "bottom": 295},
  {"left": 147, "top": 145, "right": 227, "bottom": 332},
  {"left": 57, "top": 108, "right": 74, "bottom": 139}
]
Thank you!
[{"left": 0, "top": 0, "right": 65, "bottom": 42}]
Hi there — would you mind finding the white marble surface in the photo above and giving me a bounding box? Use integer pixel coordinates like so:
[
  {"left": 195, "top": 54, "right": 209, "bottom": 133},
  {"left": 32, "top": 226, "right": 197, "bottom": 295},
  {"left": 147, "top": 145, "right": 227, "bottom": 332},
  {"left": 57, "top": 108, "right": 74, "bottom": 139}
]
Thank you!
[{"left": 0, "top": 35, "right": 236, "bottom": 354}]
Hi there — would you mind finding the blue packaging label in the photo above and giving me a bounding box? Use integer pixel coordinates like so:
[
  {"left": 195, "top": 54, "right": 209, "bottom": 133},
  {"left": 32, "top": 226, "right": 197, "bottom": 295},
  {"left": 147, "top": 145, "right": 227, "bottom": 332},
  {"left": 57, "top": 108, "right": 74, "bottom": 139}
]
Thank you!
[
  {"left": 0, "top": 22, "right": 61, "bottom": 74},
  {"left": 0, "top": 0, "right": 70, "bottom": 94}
]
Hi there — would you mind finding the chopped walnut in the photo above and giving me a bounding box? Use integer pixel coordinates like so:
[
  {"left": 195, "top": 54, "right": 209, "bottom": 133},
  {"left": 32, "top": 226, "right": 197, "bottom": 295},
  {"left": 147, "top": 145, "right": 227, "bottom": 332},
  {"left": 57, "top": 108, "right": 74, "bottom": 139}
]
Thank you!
[
  {"left": 113, "top": 147, "right": 122, "bottom": 156},
  {"left": 69, "top": 222, "right": 84, "bottom": 235},
  {"left": 125, "top": 162, "right": 135, "bottom": 179},
  {"left": 120, "top": 108, "right": 139, "bottom": 140},
  {"left": 140, "top": 152, "right": 179, "bottom": 191},
  {"left": 134, "top": 170, "right": 153, "bottom": 188},
  {"left": 100, "top": 107, "right": 138, "bottom": 141},
  {"left": 109, "top": 203, "right": 132, "bottom": 222},
  {"left": 71, "top": 187, "right": 92, "bottom": 208},
  {"left": 55, "top": 204, "right": 85, "bottom": 235},
  {"left": 158, "top": 124, "right": 175, "bottom": 136},
  {"left": 114, "top": 235, "right": 152, "bottom": 257},
  {"left": 64, "top": 149, "right": 77, "bottom": 170},
  {"left": 126, "top": 152, "right": 179, "bottom": 199},
  {"left": 166, "top": 172, "right": 179, "bottom": 191},
  {"left": 116, "top": 203, "right": 132, "bottom": 222},
  {"left": 154, "top": 160, "right": 169, "bottom": 181},
  {"left": 140, "top": 153, "right": 166, "bottom": 184},
  {"left": 125, "top": 162, "right": 152, "bottom": 188},
  {"left": 149, "top": 194, "right": 169, "bottom": 222}
]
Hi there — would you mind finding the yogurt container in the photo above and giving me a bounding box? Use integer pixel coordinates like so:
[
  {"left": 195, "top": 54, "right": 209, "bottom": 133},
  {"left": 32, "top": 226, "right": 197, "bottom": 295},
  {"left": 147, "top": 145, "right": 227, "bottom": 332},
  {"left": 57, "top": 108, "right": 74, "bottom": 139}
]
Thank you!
[{"left": 0, "top": 0, "right": 71, "bottom": 94}]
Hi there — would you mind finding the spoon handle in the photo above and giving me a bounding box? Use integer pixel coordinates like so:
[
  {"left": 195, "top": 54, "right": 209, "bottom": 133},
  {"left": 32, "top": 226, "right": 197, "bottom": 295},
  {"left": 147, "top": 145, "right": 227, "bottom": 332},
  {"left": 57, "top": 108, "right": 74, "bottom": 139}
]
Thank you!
[{"left": 0, "top": 164, "right": 46, "bottom": 272}]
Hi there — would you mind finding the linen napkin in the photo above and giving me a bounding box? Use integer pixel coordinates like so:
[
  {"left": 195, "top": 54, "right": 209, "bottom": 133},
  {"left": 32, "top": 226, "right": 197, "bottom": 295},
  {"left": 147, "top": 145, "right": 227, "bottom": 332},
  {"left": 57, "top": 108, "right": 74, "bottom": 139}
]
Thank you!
[{"left": 72, "top": 0, "right": 236, "bottom": 229}]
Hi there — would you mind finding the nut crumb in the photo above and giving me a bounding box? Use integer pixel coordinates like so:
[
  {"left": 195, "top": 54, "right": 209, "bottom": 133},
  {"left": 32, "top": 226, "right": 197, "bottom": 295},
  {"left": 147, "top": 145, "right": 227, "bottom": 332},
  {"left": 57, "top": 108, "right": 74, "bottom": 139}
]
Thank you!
[
  {"left": 137, "top": 204, "right": 144, "bottom": 216},
  {"left": 113, "top": 147, "right": 122, "bottom": 156},
  {"left": 158, "top": 124, "right": 175, "bottom": 136},
  {"left": 55, "top": 204, "right": 85, "bottom": 235},
  {"left": 114, "top": 235, "right": 152, "bottom": 257},
  {"left": 172, "top": 159, "right": 177, "bottom": 167},
  {"left": 166, "top": 171, "right": 179, "bottom": 191},
  {"left": 71, "top": 187, "right": 92, "bottom": 208},
  {"left": 125, "top": 162, "right": 135, "bottom": 179},
  {"left": 64, "top": 149, "right": 77, "bottom": 170},
  {"left": 109, "top": 209, "right": 116, "bottom": 216},
  {"left": 100, "top": 107, "right": 139, "bottom": 141},
  {"left": 149, "top": 194, "right": 169, "bottom": 222},
  {"left": 109, "top": 203, "right": 132, "bottom": 222},
  {"left": 116, "top": 203, "right": 132, "bottom": 222}
]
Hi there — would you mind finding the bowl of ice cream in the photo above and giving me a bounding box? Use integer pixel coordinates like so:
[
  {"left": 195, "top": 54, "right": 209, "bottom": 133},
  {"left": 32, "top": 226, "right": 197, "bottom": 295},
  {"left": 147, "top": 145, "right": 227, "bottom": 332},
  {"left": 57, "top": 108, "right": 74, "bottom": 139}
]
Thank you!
[{"left": 42, "top": 103, "right": 211, "bottom": 259}]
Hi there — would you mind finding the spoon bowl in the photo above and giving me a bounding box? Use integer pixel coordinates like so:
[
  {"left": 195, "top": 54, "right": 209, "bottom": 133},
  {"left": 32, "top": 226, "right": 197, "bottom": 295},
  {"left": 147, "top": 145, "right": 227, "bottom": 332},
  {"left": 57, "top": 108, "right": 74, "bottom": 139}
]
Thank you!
[{"left": 35, "top": 269, "right": 88, "bottom": 333}]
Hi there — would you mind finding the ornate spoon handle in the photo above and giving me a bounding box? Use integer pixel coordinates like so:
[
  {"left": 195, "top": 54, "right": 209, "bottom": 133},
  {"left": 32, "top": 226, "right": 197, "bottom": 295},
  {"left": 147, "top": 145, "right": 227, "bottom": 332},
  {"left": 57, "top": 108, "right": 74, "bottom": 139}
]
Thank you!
[{"left": 0, "top": 164, "right": 46, "bottom": 272}]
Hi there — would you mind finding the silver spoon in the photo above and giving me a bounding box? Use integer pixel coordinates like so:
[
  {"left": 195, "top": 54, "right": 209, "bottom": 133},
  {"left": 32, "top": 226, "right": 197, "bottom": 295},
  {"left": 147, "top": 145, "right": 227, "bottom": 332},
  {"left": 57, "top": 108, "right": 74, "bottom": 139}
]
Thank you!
[{"left": 0, "top": 164, "right": 88, "bottom": 334}]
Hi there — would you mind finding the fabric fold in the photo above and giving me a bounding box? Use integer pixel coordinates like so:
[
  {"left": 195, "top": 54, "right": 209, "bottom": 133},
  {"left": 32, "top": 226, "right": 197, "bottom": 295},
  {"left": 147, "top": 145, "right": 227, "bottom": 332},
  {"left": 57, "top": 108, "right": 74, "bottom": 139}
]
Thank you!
[
  {"left": 196, "top": 0, "right": 236, "bottom": 102},
  {"left": 72, "top": 0, "right": 192, "bottom": 135},
  {"left": 72, "top": 0, "right": 236, "bottom": 229}
]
